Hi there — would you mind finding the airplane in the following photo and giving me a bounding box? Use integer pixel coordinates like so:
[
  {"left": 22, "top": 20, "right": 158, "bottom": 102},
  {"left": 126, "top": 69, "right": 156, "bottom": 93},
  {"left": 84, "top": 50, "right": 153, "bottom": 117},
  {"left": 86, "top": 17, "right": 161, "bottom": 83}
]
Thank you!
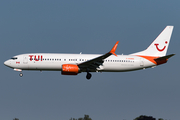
[{"left": 4, "top": 26, "right": 175, "bottom": 80}]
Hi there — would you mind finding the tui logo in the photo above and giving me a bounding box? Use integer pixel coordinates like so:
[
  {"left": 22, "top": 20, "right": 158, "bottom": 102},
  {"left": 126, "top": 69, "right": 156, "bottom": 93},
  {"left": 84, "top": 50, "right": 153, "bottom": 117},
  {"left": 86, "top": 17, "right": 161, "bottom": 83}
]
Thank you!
[{"left": 154, "top": 41, "right": 168, "bottom": 52}]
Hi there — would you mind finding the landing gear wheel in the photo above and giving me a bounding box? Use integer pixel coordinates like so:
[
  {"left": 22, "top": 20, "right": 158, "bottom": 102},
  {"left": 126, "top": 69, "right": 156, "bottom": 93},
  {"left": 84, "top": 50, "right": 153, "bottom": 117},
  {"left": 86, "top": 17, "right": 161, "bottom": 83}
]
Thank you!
[
  {"left": 86, "top": 73, "right": 92, "bottom": 80},
  {"left": 19, "top": 73, "right": 23, "bottom": 77}
]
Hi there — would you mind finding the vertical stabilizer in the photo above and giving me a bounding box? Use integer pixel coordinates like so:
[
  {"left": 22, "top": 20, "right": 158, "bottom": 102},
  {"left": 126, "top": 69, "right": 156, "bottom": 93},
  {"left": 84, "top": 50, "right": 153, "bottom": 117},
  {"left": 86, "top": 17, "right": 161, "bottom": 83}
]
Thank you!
[{"left": 131, "top": 26, "right": 174, "bottom": 57}]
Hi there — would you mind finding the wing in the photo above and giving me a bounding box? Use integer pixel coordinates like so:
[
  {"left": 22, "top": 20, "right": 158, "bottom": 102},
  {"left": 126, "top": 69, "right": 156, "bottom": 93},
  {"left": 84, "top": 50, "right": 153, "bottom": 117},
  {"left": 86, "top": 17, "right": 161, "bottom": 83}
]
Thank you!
[{"left": 78, "top": 41, "right": 119, "bottom": 72}]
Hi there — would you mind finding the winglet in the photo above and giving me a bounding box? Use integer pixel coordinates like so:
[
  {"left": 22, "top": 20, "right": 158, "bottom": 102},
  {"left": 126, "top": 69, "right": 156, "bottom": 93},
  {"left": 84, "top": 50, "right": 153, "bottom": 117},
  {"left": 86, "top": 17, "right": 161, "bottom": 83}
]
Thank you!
[{"left": 109, "top": 41, "right": 119, "bottom": 56}]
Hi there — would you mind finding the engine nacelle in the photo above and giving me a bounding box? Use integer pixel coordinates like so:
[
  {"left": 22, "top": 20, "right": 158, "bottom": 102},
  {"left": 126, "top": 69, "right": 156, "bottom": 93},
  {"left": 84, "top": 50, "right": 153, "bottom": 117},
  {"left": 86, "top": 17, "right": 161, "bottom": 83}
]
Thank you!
[{"left": 61, "top": 64, "right": 79, "bottom": 75}]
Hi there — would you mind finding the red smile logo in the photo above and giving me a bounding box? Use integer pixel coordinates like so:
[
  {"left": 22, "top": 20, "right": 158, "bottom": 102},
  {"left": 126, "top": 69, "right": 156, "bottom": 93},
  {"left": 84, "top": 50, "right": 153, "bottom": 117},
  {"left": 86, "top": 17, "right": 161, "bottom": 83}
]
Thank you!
[{"left": 154, "top": 41, "right": 168, "bottom": 52}]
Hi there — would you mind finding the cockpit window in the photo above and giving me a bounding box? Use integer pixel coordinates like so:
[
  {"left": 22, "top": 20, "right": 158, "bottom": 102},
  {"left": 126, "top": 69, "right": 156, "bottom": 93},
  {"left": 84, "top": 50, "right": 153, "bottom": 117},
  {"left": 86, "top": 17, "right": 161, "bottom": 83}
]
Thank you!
[{"left": 11, "top": 57, "right": 18, "bottom": 60}]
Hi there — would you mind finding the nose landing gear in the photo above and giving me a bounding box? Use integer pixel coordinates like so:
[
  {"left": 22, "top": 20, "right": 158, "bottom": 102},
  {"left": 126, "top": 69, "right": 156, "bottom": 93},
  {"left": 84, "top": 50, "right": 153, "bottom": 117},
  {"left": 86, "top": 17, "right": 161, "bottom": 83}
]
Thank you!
[
  {"left": 86, "top": 72, "right": 92, "bottom": 80},
  {"left": 19, "top": 73, "right": 23, "bottom": 77},
  {"left": 13, "top": 69, "right": 23, "bottom": 77}
]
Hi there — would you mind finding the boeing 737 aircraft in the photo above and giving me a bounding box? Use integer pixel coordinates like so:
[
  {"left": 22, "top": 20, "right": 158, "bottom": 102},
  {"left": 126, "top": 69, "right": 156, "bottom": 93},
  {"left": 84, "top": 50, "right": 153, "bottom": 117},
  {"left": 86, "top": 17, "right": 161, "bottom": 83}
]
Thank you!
[{"left": 4, "top": 26, "right": 175, "bottom": 80}]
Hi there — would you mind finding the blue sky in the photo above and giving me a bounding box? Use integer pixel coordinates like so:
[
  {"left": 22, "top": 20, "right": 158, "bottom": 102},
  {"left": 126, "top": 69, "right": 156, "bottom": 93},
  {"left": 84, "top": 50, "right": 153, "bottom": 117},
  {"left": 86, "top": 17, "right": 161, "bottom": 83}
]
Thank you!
[{"left": 1, "top": 1, "right": 180, "bottom": 120}]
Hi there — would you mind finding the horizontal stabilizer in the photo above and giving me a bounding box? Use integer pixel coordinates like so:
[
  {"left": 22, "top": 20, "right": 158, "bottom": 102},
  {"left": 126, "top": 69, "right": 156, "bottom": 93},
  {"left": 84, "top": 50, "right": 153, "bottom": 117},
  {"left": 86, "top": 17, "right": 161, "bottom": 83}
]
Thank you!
[
  {"left": 153, "top": 54, "right": 175, "bottom": 65},
  {"left": 154, "top": 54, "right": 175, "bottom": 61}
]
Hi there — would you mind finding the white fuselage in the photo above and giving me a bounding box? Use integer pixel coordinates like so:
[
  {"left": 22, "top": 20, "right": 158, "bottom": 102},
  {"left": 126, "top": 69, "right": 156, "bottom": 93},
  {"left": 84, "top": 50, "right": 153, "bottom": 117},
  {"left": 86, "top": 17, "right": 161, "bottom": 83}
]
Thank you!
[
  {"left": 3, "top": 26, "right": 174, "bottom": 79},
  {"left": 4, "top": 53, "right": 155, "bottom": 72}
]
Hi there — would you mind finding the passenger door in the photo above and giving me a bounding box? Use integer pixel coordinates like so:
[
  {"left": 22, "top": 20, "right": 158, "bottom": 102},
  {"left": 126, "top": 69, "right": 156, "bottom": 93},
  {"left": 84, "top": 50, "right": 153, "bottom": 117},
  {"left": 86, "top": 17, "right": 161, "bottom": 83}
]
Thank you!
[{"left": 23, "top": 56, "right": 28, "bottom": 64}]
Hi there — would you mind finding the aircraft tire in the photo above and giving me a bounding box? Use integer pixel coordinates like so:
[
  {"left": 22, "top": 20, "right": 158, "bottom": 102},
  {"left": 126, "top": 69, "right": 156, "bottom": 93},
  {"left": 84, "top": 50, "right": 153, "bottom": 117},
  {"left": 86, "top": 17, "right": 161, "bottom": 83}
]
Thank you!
[
  {"left": 86, "top": 73, "right": 92, "bottom": 80},
  {"left": 19, "top": 73, "right": 23, "bottom": 77}
]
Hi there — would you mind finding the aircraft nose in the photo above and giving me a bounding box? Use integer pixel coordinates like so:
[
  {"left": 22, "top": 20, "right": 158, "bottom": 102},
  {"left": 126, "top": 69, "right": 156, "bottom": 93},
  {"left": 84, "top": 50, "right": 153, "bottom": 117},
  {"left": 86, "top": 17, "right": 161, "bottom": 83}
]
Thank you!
[{"left": 4, "top": 60, "right": 10, "bottom": 66}]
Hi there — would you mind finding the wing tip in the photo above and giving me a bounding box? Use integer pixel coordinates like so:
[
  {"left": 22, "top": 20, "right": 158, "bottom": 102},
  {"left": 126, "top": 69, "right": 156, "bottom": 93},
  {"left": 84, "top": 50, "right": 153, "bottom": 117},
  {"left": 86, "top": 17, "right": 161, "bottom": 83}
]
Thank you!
[{"left": 109, "top": 41, "right": 119, "bottom": 56}]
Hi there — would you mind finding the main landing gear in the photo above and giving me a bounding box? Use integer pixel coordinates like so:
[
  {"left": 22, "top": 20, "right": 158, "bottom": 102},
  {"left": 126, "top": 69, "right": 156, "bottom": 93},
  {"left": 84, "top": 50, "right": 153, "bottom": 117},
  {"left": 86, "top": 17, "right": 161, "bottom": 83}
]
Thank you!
[{"left": 86, "top": 72, "right": 92, "bottom": 80}]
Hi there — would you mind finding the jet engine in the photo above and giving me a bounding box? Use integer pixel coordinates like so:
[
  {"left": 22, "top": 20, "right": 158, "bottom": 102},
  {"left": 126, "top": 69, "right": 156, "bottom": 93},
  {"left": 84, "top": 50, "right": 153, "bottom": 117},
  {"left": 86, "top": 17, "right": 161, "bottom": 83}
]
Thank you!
[{"left": 61, "top": 64, "right": 79, "bottom": 75}]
